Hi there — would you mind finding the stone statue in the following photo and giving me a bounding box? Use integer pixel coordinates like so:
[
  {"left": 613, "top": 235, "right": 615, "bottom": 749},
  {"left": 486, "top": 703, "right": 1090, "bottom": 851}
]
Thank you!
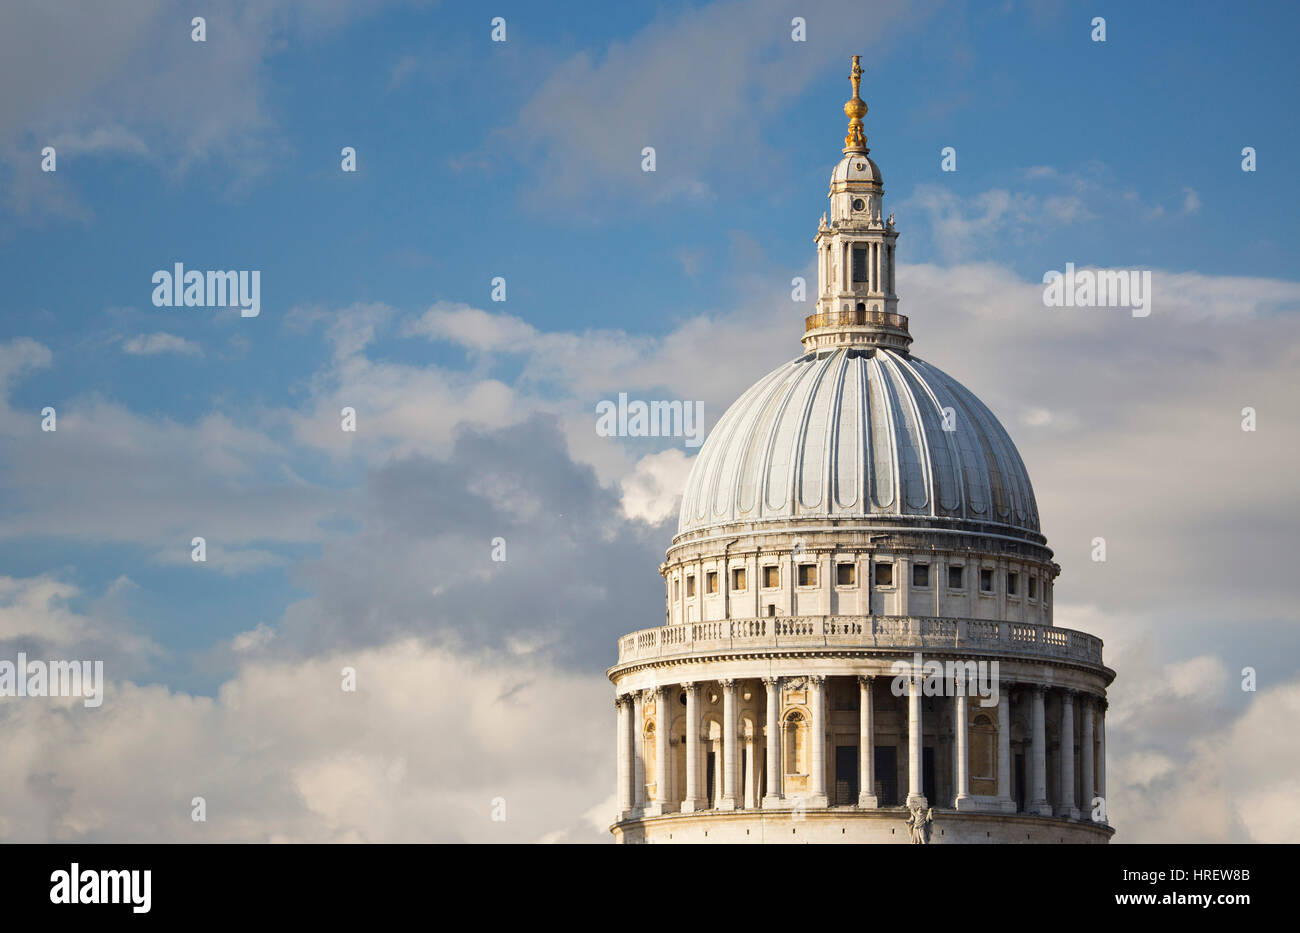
[{"left": 906, "top": 804, "right": 933, "bottom": 844}]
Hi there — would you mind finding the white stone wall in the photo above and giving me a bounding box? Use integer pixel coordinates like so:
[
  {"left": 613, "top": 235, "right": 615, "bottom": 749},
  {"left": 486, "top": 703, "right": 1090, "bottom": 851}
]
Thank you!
[
  {"left": 663, "top": 540, "right": 1055, "bottom": 628},
  {"left": 615, "top": 809, "right": 1113, "bottom": 845}
]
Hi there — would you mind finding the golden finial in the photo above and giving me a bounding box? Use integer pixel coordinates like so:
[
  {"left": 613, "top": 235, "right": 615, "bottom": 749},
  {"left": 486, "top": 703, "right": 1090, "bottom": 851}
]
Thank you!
[{"left": 843, "top": 55, "right": 868, "bottom": 153}]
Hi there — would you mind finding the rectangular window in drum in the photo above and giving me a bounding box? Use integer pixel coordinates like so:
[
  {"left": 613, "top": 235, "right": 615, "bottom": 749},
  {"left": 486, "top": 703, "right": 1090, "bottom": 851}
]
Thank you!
[{"left": 852, "top": 246, "right": 869, "bottom": 284}]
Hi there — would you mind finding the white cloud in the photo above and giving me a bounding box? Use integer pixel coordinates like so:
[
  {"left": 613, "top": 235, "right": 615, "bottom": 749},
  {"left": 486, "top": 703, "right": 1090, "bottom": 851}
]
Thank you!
[
  {"left": 0, "top": 637, "right": 612, "bottom": 843},
  {"left": 0, "top": 0, "right": 399, "bottom": 216},
  {"left": 505, "top": 0, "right": 935, "bottom": 213},
  {"left": 1111, "top": 680, "right": 1300, "bottom": 843},
  {"left": 0, "top": 574, "right": 159, "bottom": 679},
  {"left": 232, "top": 624, "right": 276, "bottom": 654},
  {"left": 122, "top": 332, "right": 203, "bottom": 357},
  {"left": 905, "top": 184, "right": 1091, "bottom": 261},
  {"left": 0, "top": 356, "right": 344, "bottom": 546},
  {"left": 404, "top": 301, "right": 538, "bottom": 353},
  {"left": 1, "top": 250, "right": 1298, "bottom": 843},
  {"left": 619, "top": 448, "right": 693, "bottom": 524},
  {"left": 151, "top": 544, "right": 288, "bottom": 576}
]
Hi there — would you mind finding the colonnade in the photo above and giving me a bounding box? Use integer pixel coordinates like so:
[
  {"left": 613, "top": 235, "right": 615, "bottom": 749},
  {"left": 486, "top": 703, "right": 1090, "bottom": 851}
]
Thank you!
[{"left": 615, "top": 673, "right": 1107, "bottom": 823}]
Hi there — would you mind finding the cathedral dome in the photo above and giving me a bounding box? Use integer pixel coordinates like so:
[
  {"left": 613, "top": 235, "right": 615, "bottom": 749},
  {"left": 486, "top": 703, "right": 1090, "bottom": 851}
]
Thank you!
[
  {"left": 676, "top": 346, "right": 1040, "bottom": 539},
  {"left": 612, "top": 56, "right": 1112, "bottom": 847}
]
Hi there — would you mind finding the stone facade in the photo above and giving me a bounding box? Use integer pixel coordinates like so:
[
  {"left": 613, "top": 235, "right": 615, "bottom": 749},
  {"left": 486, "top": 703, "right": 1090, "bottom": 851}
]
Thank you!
[{"left": 608, "top": 57, "right": 1114, "bottom": 845}]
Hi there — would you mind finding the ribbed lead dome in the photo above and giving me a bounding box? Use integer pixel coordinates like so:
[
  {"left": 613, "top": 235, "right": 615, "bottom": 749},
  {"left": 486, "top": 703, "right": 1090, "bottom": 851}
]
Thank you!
[{"left": 677, "top": 347, "right": 1040, "bottom": 537}]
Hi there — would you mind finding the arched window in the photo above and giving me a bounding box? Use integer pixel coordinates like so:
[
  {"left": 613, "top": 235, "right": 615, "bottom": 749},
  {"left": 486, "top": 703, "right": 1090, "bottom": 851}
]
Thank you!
[{"left": 784, "top": 711, "right": 805, "bottom": 775}]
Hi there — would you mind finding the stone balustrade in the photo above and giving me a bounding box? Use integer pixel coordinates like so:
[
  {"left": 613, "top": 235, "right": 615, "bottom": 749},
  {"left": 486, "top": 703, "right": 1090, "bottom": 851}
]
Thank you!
[{"left": 616, "top": 615, "right": 1104, "bottom": 667}]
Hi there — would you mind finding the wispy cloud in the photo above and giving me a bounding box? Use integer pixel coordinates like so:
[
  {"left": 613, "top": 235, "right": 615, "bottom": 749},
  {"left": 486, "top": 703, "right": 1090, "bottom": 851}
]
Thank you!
[{"left": 122, "top": 332, "right": 204, "bottom": 357}]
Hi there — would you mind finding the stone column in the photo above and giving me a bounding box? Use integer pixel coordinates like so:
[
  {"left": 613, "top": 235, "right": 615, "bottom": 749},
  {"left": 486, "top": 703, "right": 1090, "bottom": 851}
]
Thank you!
[
  {"left": 616, "top": 694, "right": 633, "bottom": 819},
  {"left": 997, "top": 559, "right": 1007, "bottom": 620},
  {"left": 743, "top": 733, "right": 756, "bottom": 808},
  {"left": 1098, "top": 699, "right": 1108, "bottom": 823},
  {"left": 1081, "top": 694, "right": 1096, "bottom": 821},
  {"left": 897, "top": 556, "right": 910, "bottom": 616},
  {"left": 1058, "top": 689, "right": 1077, "bottom": 819},
  {"left": 858, "top": 675, "right": 878, "bottom": 807},
  {"left": 720, "top": 679, "right": 738, "bottom": 809},
  {"left": 722, "top": 546, "right": 731, "bottom": 620},
  {"left": 954, "top": 670, "right": 971, "bottom": 810},
  {"left": 933, "top": 556, "right": 944, "bottom": 616},
  {"left": 695, "top": 558, "right": 704, "bottom": 622},
  {"left": 682, "top": 682, "right": 701, "bottom": 812},
  {"left": 761, "top": 677, "right": 782, "bottom": 807},
  {"left": 906, "top": 668, "right": 926, "bottom": 809},
  {"left": 809, "top": 675, "right": 829, "bottom": 807},
  {"left": 1029, "top": 685, "right": 1051, "bottom": 815},
  {"left": 633, "top": 691, "right": 647, "bottom": 810},
  {"left": 647, "top": 684, "right": 675, "bottom": 815},
  {"left": 996, "top": 682, "right": 1014, "bottom": 812}
]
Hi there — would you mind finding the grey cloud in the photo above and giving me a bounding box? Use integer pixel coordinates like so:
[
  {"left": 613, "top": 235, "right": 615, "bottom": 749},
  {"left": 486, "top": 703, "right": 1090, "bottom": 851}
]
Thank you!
[{"left": 276, "top": 414, "right": 671, "bottom": 670}]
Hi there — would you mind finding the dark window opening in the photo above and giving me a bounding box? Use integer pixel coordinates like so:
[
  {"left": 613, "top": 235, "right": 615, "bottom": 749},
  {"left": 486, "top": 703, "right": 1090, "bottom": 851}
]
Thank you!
[
  {"left": 875, "top": 746, "right": 898, "bottom": 806},
  {"left": 852, "top": 246, "right": 869, "bottom": 283},
  {"left": 835, "top": 745, "right": 859, "bottom": 806}
]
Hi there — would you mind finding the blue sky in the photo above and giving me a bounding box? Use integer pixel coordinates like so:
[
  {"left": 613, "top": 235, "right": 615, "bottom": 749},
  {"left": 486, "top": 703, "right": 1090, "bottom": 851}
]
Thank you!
[{"left": 1, "top": 0, "right": 1298, "bottom": 842}]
